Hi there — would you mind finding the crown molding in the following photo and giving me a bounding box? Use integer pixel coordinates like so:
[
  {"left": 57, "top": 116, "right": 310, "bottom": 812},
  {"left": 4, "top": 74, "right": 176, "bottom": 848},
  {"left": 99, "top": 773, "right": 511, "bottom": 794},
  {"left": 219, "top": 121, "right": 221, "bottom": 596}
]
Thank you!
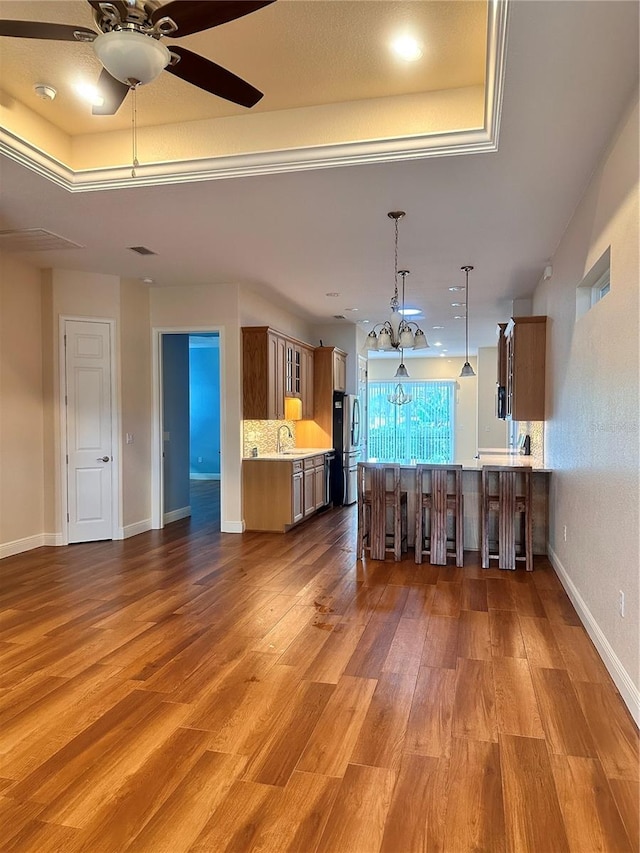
[{"left": 0, "top": 0, "right": 509, "bottom": 194}]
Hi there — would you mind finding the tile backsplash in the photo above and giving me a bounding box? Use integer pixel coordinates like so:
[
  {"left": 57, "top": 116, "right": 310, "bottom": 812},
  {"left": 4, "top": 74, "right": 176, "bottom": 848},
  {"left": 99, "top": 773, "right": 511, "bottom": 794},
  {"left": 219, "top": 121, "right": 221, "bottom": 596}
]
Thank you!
[
  {"left": 243, "top": 420, "right": 296, "bottom": 457},
  {"left": 517, "top": 420, "right": 544, "bottom": 458}
]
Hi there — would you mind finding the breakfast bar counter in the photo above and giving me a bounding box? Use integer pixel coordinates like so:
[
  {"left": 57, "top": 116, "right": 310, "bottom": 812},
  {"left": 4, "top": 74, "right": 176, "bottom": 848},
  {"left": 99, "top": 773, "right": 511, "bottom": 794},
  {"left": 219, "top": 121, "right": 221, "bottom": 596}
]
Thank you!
[{"left": 363, "top": 455, "right": 550, "bottom": 554}]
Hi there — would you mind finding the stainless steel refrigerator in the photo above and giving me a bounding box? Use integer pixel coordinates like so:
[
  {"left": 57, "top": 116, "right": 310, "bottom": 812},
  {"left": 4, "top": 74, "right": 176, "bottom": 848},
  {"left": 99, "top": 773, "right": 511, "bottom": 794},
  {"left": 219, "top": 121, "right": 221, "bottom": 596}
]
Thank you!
[{"left": 330, "top": 391, "right": 361, "bottom": 506}]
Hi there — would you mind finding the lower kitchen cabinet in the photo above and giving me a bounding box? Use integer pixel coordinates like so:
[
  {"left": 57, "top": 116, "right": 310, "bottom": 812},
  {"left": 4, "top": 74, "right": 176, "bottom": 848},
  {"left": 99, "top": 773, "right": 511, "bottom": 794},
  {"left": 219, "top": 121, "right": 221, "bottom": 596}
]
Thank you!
[{"left": 243, "top": 454, "right": 329, "bottom": 532}]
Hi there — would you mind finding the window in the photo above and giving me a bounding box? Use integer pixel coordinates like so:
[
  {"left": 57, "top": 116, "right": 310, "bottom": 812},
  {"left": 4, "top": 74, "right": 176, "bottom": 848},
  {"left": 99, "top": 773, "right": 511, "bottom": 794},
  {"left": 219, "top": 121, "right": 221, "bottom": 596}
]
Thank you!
[
  {"left": 368, "top": 380, "right": 455, "bottom": 464},
  {"left": 576, "top": 247, "right": 610, "bottom": 319}
]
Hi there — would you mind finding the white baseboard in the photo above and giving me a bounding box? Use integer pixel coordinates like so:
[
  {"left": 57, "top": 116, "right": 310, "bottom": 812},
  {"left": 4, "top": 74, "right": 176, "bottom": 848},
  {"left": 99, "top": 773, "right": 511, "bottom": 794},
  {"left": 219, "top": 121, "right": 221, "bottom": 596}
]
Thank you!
[
  {"left": 119, "top": 519, "right": 152, "bottom": 540},
  {"left": 0, "top": 533, "right": 46, "bottom": 559},
  {"left": 163, "top": 506, "right": 191, "bottom": 524},
  {"left": 43, "top": 533, "right": 64, "bottom": 547},
  {"left": 548, "top": 544, "right": 640, "bottom": 726},
  {"left": 221, "top": 520, "right": 245, "bottom": 533},
  {"left": 190, "top": 473, "right": 220, "bottom": 480}
]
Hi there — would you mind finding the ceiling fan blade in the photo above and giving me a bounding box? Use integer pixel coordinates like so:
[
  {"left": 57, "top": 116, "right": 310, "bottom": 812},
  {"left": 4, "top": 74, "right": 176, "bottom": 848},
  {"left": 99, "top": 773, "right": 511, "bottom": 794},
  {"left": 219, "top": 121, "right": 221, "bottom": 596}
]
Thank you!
[
  {"left": 92, "top": 69, "right": 130, "bottom": 115},
  {"left": 166, "top": 46, "right": 263, "bottom": 108},
  {"left": 0, "top": 20, "right": 96, "bottom": 41},
  {"left": 153, "top": 1, "right": 276, "bottom": 38}
]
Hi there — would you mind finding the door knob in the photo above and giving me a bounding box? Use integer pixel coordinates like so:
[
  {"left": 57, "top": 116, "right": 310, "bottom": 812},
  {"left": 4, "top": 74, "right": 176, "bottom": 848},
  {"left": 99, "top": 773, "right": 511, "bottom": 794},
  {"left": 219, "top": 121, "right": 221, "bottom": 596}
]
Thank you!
[{"left": 97, "top": 456, "right": 110, "bottom": 462}]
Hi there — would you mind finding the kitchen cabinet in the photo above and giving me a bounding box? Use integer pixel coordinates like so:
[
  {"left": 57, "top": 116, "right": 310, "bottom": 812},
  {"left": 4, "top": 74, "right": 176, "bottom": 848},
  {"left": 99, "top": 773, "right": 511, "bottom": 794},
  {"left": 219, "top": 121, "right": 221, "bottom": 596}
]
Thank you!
[
  {"left": 501, "top": 316, "right": 547, "bottom": 421},
  {"left": 243, "top": 327, "right": 314, "bottom": 420},
  {"left": 313, "top": 459, "right": 326, "bottom": 509},
  {"left": 292, "top": 467, "right": 303, "bottom": 524},
  {"left": 243, "top": 454, "right": 329, "bottom": 531},
  {"left": 303, "top": 454, "right": 326, "bottom": 516},
  {"left": 333, "top": 349, "right": 347, "bottom": 392},
  {"left": 285, "top": 341, "right": 301, "bottom": 398},
  {"left": 300, "top": 345, "right": 314, "bottom": 419},
  {"left": 303, "top": 458, "right": 315, "bottom": 517},
  {"left": 243, "top": 458, "right": 305, "bottom": 531}
]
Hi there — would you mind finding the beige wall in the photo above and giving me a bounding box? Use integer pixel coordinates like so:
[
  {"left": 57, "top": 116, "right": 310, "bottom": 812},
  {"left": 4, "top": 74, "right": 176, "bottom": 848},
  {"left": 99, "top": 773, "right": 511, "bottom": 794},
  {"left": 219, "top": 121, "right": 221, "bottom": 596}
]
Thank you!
[
  {"left": 367, "top": 356, "right": 478, "bottom": 462},
  {"left": 0, "top": 253, "right": 45, "bottom": 551},
  {"left": 534, "top": 93, "right": 639, "bottom": 715},
  {"left": 239, "top": 287, "right": 314, "bottom": 343},
  {"left": 120, "top": 279, "right": 152, "bottom": 530}
]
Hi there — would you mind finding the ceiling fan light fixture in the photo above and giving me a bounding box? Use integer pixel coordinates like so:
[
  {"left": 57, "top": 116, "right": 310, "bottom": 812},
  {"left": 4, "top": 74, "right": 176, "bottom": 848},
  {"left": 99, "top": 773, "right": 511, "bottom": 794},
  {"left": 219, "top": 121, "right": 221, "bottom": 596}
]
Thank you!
[{"left": 93, "top": 30, "right": 170, "bottom": 86}]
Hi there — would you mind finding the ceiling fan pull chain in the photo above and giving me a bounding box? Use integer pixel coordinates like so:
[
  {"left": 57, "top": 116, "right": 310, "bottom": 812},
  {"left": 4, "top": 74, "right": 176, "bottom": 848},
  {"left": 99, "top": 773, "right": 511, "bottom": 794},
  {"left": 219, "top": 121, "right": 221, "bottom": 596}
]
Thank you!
[{"left": 131, "top": 84, "right": 139, "bottom": 178}]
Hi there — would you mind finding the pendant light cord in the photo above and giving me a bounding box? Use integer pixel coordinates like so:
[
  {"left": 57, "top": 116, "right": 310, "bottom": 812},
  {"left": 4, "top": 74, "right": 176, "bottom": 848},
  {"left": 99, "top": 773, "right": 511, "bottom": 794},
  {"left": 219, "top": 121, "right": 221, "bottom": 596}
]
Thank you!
[
  {"left": 465, "top": 267, "right": 469, "bottom": 362},
  {"left": 131, "top": 85, "right": 139, "bottom": 179}
]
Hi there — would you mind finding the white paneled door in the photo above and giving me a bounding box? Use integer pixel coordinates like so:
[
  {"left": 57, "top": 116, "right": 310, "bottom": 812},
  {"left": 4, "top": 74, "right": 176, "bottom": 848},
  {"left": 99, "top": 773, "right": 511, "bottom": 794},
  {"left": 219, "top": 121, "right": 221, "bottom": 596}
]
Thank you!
[{"left": 65, "top": 320, "right": 113, "bottom": 542}]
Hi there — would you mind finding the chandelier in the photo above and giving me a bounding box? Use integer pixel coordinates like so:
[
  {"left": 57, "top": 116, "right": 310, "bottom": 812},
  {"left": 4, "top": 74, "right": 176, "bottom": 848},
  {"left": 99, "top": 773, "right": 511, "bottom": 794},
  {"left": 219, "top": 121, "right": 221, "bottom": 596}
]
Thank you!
[
  {"left": 459, "top": 265, "right": 476, "bottom": 377},
  {"left": 365, "top": 212, "right": 429, "bottom": 353}
]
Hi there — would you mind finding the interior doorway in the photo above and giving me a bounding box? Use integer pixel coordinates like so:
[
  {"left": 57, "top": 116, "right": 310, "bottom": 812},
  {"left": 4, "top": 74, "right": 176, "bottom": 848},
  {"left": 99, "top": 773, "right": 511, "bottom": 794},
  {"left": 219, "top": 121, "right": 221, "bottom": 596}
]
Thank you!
[{"left": 152, "top": 328, "right": 221, "bottom": 531}]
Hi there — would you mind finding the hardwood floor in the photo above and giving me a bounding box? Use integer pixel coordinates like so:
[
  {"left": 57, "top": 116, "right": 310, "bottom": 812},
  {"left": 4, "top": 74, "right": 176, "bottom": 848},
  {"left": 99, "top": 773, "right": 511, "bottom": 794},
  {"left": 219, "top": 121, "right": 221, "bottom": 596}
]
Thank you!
[{"left": 0, "top": 493, "right": 637, "bottom": 852}]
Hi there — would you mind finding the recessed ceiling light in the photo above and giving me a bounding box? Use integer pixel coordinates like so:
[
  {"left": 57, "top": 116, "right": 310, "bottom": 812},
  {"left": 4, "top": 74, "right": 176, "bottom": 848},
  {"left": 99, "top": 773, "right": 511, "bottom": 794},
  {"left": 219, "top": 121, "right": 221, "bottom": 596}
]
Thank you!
[
  {"left": 432, "top": 325, "right": 444, "bottom": 329},
  {"left": 74, "top": 82, "right": 104, "bottom": 107},
  {"left": 362, "top": 319, "right": 370, "bottom": 324},
  {"left": 326, "top": 292, "right": 340, "bottom": 297},
  {"left": 391, "top": 34, "right": 423, "bottom": 61},
  {"left": 142, "top": 277, "right": 154, "bottom": 284},
  {"left": 448, "top": 286, "right": 465, "bottom": 292},
  {"left": 451, "top": 302, "right": 466, "bottom": 307},
  {"left": 440, "top": 353, "right": 446, "bottom": 357},
  {"left": 454, "top": 315, "right": 465, "bottom": 320},
  {"left": 433, "top": 341, "right": 442, "bottom": 347},
  {"left": 398, "top": 307, "right": 421, "bottom": 316},
  {"left": 345, "top": 307, "right": 359, "bottom": 312}
]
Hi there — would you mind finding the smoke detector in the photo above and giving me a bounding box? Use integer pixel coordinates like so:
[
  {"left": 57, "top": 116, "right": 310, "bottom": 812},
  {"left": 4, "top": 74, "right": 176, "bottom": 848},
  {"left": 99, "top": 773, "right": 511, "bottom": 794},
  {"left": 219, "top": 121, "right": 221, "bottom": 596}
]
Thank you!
[{"left": 34, "top": 83, "right": 56, "bottom": 101}]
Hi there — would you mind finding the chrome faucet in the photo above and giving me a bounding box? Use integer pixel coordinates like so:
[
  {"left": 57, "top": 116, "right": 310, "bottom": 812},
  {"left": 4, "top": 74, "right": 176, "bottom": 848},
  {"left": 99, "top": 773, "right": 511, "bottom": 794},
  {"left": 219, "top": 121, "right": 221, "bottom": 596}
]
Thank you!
[{"left": 276, "top": 424, "right": 293, "bottom": 454}]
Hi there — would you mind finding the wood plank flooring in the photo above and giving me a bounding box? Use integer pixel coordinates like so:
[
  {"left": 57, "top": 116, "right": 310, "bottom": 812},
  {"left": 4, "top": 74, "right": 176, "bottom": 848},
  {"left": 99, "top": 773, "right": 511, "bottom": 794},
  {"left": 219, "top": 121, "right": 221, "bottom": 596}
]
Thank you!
[{"left": 0, "top": 486, "right": 637, "bottom": 852}]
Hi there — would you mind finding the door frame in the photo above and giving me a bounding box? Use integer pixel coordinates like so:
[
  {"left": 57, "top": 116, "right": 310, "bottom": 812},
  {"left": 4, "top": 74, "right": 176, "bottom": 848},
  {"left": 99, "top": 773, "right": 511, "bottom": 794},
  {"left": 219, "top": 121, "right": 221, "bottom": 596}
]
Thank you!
[
  {"left": 58, "top": 315, "right": 120, "bottom": 545},
  {"left": 151, "top": 325, "right": 225, "bottom": 530}
]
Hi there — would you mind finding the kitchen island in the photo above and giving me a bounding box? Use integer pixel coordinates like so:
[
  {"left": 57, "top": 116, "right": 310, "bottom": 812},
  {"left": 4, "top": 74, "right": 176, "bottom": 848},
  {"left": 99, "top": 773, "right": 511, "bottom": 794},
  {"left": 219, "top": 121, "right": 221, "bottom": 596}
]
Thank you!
[{"left": 363, "top": 454, "right": 550, "bottom": 554}]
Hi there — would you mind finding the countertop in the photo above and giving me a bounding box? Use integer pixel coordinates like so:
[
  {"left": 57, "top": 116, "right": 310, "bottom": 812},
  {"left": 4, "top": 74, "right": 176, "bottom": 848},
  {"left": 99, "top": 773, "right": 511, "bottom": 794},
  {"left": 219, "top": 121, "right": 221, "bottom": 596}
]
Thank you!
[
  {"left": 243, "top": 449, "right": 550, "bottom": 472},
  {"left": 243, "top": 448, "right": 333, "bottom": 461},
  {"left": 367, "top": 453, "right": 551, "bottom": 473}
]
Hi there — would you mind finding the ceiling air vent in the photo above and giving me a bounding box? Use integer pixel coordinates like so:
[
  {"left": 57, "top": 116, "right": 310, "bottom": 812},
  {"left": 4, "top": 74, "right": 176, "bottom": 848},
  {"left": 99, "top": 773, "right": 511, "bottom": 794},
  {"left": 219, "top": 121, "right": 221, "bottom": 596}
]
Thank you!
[
  {"left": 333, "top": 314, "right": 347, "bottom": 320},
  {"left": 0, "top": 228, "right": 83, "bottom": 252},
  {"left": 129, "top": 245, "right": 157, "bottom": 255}
]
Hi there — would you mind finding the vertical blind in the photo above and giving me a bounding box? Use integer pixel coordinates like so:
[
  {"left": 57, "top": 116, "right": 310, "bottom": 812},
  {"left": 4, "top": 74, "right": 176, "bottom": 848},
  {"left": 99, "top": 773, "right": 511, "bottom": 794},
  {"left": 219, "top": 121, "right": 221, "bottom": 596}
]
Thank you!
[{"left": 367, "top": 380, "right": 455, "bottom": 464}]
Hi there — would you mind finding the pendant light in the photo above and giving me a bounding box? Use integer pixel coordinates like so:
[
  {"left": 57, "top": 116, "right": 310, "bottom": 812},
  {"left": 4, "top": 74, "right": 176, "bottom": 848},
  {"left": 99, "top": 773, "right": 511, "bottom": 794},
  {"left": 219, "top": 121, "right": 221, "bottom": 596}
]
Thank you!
[
  {"left": 365, "top": 212, "right": 429, "bottom": 353},
  {"left": 387, "top": 348, "right": 412, "bottom": 405},
  {"left": 459, "top": 265, "right": 476, "bottom": 377}
]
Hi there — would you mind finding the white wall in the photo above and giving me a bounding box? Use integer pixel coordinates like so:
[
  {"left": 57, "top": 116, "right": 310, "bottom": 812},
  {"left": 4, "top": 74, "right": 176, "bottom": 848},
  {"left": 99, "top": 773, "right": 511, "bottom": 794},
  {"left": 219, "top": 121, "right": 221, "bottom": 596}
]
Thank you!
[
  {"left": 477, "top": 346, "right": 507, "bottom": 448},
  {"left": 534, "top": 93, "right": 639, "bottom": 720},
  {"left": 367, "top": 356, "right": 478, "bottom": 462}
]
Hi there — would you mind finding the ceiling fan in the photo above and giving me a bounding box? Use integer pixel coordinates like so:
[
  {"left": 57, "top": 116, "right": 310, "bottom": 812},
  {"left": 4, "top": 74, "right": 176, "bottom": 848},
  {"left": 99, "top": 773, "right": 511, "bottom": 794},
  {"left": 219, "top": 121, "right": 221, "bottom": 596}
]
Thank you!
[{"left": 0, "top": 0, "right": 275, "bottom": 115}]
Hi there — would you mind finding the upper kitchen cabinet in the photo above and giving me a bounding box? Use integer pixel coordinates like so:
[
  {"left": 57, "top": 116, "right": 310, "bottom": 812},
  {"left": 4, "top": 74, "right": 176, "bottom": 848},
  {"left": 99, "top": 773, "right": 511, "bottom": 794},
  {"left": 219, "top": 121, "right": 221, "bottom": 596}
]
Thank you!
[
  {"left": 502, "top": 316, "right": 547, "bottom": 421},
  {"left": 242, "top": 327, "right": 315, "bottom": 420},
  {"left": 333, "top": 349, "right": 347, "bottom": 393},
  {"left": 243, "top": 327, "right": 286, "bottom": 419}
]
